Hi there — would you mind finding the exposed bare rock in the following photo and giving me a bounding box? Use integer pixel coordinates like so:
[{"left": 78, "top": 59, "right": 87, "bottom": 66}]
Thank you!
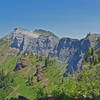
[
  {"left": 14, "top": 63, "right": 27, "bottom": 72},
  {"left": 5, "top": 28, "right": 100, "bottom": 75},
  {"left": 34, "top": 64, "right": 43, "bottom": 82}
]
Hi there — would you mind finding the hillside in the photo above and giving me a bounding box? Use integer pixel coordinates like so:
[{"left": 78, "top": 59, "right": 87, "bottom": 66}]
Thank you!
[
  {"left": 0, "top": 38, "right": 66, "bottom": 100},
  {"left": 0, "top": 28, "right": 100, "bottom": 100}
]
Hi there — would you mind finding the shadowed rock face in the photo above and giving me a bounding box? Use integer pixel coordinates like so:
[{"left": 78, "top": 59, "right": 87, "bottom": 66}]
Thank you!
[
  {"left": 53, "top": 38, "right": 90, "bottom": 76},
  {"left": 14, "top": 63, "right": 27, "bottom": 72},
  {"left": 38, "top": 97, "right": 54, "bottom": 100},
  {"left": 10, "top": 96, "right": 29, "bottom": 100},
  {"left": 5, "top": 28, "right": 100, "bottom": 75}
]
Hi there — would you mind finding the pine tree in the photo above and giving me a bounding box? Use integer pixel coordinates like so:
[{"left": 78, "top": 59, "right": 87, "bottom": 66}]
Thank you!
[
  {"left": 91, "top": 48, "right": 94, "bottom": 56},
  {"left": 44, "top": 54, "right": 50, "bottom": 67},
  {"left": 85, "top": 46, "right": 91, "bottom": 61}
]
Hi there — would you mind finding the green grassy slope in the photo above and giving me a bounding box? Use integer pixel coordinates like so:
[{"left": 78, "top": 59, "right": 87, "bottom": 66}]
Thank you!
[
  {"left": 0, "top": 39, "right": 66, "bottom": 100},
  {"left": 0, "top": 39, "right": 100, "bottom": 100}
]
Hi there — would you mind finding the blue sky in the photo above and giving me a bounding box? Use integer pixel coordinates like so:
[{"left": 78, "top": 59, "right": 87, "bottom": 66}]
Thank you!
[{"left": 0, "top": 0, "right": 100, "bottom": 39}]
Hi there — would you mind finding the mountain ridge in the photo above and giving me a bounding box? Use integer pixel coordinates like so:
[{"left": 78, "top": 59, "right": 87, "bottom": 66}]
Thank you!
[
  {"left": 3, "top": 27, "right": 100, "bottom": 75},
  {"left": 0, "top": 27, "right": 100, "bottom": 100}
]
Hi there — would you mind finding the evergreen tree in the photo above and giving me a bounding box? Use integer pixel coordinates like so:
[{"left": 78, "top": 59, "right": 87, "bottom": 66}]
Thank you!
[
  {"left": 44, "top": 54, "right": 50, "bottom": 67},
  {"left": 91, "top": 48, "right": 94, "bottom": 56},
  {"left": 85, "top": 46, "right": 91, "bottom": 61},
  {"left": 0, "top": 70, "right": 13, "bottom": 99}
]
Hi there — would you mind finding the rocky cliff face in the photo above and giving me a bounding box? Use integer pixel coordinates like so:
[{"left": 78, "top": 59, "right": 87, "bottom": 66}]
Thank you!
[
  {"left": 6, "top": 28, "right": 59, "bottom": 56},
  {"left": 5, "top": 28, "right": 100, "bottom": 75},
  {"left": 53, "top": 38, "right": 90, "bottom": 75}
]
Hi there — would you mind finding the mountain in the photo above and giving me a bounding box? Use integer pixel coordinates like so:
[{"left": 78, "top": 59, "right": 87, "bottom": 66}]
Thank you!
[
  {"left": 6, "top": 27, "right": 59, "bottom": 55},
  {"left": 1, "top": 28, "right": 100, "bottom": 100},
  {"left": 4, "top": 28, "right": 100, "bottom": 75}
]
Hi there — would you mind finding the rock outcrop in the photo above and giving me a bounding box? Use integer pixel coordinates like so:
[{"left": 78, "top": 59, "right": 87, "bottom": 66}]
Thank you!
[
  {"left": 14, "top": 62, "right": 27, "bottom": 72},
  {"left": 5, "top": 28, "right": 100, "bottom": 75},
  {"left": 34, "top": 64, "right": 43, "bottom": 82},
  {"left": 7, "top": 28, "right": 59, "bottom": 56}
]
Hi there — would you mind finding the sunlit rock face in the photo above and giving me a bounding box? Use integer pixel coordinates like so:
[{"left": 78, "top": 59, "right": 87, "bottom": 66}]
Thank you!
[
  {"left": 6, "top": 28, "right": 100, "bottom": 75},
  {"left": 7, "top": 28, "right": 59, "bottom": 56},
  {"left": 7, "top": 28, "right": 39, "bottom": 51}
]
